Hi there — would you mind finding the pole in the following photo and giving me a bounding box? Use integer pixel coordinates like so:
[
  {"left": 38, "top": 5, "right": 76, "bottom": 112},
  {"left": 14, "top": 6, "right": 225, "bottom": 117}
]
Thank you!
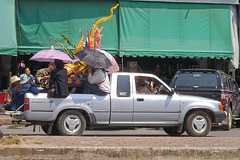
[
  {"left": 0, "top": 123, "right": 3, "bottom": 138},
  {"left": 121, "top": 57, "right": 124, "bottom": 72}
]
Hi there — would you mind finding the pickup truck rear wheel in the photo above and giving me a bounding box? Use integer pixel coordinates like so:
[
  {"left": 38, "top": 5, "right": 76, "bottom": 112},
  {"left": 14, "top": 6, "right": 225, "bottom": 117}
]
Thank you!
[
  {"left": 57, "top": 110, "right": 86, "bottom": 136},
  {"left": 185, "top": 111, "right": 212, "bottom": 137},
  {"left": 163, "top": 127, "right": 185, "bottom": 136}
]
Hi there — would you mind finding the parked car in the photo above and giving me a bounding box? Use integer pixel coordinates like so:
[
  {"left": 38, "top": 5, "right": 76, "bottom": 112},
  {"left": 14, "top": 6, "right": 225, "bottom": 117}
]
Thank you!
[{"left": 170, "top": 69, "right": 240, "bottom": 130}]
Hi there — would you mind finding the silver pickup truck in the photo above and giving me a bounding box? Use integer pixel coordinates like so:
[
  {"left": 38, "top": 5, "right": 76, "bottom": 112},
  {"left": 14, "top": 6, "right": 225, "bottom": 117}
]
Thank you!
[{"left": 20, "top": 72, "right": 225, "bottom": 137}]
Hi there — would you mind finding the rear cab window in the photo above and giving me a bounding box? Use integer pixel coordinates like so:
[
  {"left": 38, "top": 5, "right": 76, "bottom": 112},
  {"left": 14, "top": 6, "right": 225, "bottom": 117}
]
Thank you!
[{"left": 117, "top": 75, "right": 130, "bottom": 97}]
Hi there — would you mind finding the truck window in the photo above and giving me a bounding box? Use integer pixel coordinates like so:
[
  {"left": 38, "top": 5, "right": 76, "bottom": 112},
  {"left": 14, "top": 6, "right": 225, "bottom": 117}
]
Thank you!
[
  {"left": 135, "top": 76, "right": 168, "bottom": 94},
  {"left": 117, "top": 75, "right": 130, "bottom": 97}
]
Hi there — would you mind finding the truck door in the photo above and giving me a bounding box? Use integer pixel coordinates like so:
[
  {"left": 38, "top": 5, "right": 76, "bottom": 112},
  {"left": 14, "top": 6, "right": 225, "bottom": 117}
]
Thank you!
[
  {"left": 110, "top": 75, "right": 134, "bottom": 124},
  {"left": 133, "top": 76, "right": 180, "bottom": 123}
]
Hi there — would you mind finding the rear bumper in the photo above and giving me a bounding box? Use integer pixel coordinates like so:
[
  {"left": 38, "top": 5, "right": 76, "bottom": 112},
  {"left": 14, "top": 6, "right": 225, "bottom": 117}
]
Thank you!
[{"left": 214, "top": 111, "right": 226, "bottom": 124}]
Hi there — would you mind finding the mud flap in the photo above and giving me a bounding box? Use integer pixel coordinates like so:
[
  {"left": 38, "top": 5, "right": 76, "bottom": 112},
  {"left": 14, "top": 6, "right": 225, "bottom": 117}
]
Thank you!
[{"left": 48, "top": 122, "right": 54, "bottom": 135}]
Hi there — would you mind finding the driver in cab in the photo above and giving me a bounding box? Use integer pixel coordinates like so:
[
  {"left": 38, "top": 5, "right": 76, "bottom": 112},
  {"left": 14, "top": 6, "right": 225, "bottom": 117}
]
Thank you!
[{"left": 136, "top": 79, "right": 158, "bottom": 94}]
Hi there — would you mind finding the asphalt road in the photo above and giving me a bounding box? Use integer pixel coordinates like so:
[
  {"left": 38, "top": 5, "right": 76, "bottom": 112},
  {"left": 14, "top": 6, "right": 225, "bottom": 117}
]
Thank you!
[{"left": 1, "top": 123, "right": 240, "bottom": 137}]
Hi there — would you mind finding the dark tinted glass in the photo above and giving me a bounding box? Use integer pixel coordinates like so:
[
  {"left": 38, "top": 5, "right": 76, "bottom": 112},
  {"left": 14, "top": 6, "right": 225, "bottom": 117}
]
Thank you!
[
  {"left": 117, "top": 75, "right": 130, "bottom": 97},
  {"left": 174, "top": 73, "right": 218, "bottom": 89}
]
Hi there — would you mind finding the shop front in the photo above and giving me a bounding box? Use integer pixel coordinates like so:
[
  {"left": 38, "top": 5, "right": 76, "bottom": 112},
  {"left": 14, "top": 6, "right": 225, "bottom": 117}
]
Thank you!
[{"left": 1, "top": 0, "right": 239, "bottom": 90}]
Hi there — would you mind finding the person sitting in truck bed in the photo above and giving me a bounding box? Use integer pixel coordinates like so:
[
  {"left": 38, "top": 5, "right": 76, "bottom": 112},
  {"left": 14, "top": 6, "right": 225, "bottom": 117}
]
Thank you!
[
  {"left": 4, "top": 74, "right": 39, "bottom": 111},
  {"left": 1, "top": 76, "right": 20, "bottom": 111},
  {"left": 4, "top": 75, "right": 20, "bottom": 104},
  {"left": 83, "top": 67, "right": 110, "bottom": 96},
  {"left": 35, "top": 63, "right": 54, "bottom": 89},
  {"left": 48, "top": 59, "right": 69, "bottom": 98}
]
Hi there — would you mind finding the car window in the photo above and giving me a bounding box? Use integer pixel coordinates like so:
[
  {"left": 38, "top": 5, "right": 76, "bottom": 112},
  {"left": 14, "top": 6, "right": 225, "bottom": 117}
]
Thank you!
[
  {"left": 117, "top": 75, "right": 130, "bottom": 97},
  {"left": 135, "top": 76, "right": 168, "bottom": 95},
  {"left": 174, "top": 73, "right": 218, "bottom": 89},
  {"left": 223, "top": 79, "right": 228, "bottom": 90}
]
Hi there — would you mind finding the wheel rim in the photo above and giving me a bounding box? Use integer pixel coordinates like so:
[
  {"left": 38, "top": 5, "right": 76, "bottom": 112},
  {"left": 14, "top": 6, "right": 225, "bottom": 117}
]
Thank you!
[
  {"left": 192, "top": 115, "right": 207, "bottom": 133},
  {"left": 63, "top": 115, "right": 81, "bottom": 133}
]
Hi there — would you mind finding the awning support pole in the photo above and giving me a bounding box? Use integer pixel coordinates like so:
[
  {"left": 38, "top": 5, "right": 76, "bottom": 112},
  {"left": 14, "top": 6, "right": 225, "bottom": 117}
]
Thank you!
[{"left": 121, "top": 57, "right": 124, "bottom": 72}]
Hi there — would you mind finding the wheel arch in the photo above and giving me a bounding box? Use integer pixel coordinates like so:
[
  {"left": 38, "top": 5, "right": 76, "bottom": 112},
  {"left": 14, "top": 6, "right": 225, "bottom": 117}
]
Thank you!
[
  {"left": 55, "top": 109, "right": 92, "bottom": 128},
  {"left": 184, "top": 108, "right": 214, "bottom": 123}
]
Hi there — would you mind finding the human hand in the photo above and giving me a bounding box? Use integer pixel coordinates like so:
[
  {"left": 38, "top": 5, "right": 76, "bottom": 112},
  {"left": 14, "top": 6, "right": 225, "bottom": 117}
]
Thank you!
[{"left": 87, "top": 68, "right": 92, "bottom": 74}]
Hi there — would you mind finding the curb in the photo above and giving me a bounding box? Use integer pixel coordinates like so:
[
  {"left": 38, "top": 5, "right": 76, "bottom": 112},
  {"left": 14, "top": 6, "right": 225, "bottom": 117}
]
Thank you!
[{"left": 0, "top": 146, "right": 239, "bottom": 160}]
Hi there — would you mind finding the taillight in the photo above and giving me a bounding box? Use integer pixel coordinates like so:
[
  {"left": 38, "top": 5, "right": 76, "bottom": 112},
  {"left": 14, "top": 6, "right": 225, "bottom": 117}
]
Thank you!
[
  {"left": 221, "top": 94, "right": 226, "bottom": 104},
  {"left": 24, "top": 98, "right": 29, "bottom": 111}
]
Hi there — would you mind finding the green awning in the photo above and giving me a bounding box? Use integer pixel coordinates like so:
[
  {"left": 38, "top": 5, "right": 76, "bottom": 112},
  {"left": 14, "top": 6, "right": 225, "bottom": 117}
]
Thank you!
[
  {"left": 17, "top": 0, "right": 233, "bottom": 59},
  {"left": 0, "top": 0, "right": 17, "bottom": 56},
  {"left": 119, "top": 2, "right": 232, "bottom": 59},
  {"left": 17, "top": 0, "right": 119, "bottom": 55}
]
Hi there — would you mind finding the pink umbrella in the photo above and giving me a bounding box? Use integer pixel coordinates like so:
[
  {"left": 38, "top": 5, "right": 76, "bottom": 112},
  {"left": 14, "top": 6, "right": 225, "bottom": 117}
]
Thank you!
[
  {"left": 96, "top": 49, "right": 119, "bottom": 74},
  {"left": 30, "top": 46, "right": 72, "bottom": 63}
]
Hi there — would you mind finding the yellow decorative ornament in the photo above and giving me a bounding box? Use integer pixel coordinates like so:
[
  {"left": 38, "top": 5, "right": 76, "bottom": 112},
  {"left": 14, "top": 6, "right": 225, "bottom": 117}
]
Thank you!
[
  {"left": 68, "top": 78, "right": 73, "bottom": 84},
  {"left": 73, "top": 4, "right": 119, "bottom": 51},
  {"left": 89, "top": 4, "right": 119, "bottom": 49},
  {"left": 74, "top": 32, "right": 84, "bottom": 53},
  {"left": 76, "top": 79, "right": 81, "bottom": 85}
]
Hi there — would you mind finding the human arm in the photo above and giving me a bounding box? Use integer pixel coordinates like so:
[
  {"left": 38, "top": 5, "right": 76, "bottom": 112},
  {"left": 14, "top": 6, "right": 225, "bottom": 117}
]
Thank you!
[{"left": 30, "top": 85, "right": 40, "bottom": 95}]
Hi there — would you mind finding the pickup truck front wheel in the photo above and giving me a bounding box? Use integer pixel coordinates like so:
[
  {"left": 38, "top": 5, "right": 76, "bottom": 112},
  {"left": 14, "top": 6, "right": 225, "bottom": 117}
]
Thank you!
[
  {"left": 57, "top": 110, "right": 86, "bottom": 136},
  {"left": 185, "top": 111, "right": 212, "bottom": 137}
]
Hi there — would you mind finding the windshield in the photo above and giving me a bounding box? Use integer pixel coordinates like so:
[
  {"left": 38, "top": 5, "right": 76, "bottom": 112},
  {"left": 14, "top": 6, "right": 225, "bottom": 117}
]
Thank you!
[{"left": 174, "top": 73, "right": 219, "bottom": 89}]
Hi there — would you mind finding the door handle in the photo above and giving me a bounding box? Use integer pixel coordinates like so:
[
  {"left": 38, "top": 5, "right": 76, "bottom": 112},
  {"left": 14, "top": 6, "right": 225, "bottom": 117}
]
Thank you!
[{"left": 137, "top": 98, "right": 144, "bottom": 101}]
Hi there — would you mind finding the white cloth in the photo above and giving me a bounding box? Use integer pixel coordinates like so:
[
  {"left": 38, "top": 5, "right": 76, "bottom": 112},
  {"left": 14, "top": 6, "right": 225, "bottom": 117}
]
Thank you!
[
  {"left": 230, "top": 5, "right": 239, "bottom": 68},
  {"left": 87, "top": 69, "right": 110, "bottom": 93}
]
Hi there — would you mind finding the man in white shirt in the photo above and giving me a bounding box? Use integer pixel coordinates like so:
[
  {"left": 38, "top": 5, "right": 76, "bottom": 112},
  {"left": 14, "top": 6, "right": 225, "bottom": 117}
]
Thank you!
[{"left": 83, "top": 68, "right": 110, "bottom": 96}]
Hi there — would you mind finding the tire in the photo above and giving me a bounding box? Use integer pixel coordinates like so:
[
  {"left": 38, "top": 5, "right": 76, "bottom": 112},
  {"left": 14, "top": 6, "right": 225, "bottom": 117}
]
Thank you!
[
  {"left": 184, "top": 111, "right": 212, "bottom": 137},
  {"left": 163, "top": 127, "right": 185, "bottom": 136},
  {"left": 222, "top": 107, "right": 232, "bottom": 131},
  {"left": 41, "top": 125, "right": 59, "bottom": 135},
  {"left": 57, "top": 110, "right": 86, "bottom": 136}
]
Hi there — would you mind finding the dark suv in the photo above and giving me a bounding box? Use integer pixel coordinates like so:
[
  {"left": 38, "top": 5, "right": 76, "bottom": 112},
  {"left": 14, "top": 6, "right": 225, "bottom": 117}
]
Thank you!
[{"left": 170, "top": 69, "right": 240, "bottom": 130}]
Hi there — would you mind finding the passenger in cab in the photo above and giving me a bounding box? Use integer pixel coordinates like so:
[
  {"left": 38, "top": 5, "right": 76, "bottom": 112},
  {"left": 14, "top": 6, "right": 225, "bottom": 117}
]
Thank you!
[
  {"left": 83, "top": 67, "right": 110, "bottom": 96},
  {"left": 137, "top": 79, "right": 152, "bottom": 94}
]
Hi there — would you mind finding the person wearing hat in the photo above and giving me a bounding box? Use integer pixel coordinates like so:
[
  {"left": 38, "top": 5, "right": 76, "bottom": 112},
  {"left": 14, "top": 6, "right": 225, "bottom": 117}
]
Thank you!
[
  {"left": 4, "top": 76, "right": 20, "bottom": 104},
  {"left": 4, "top": 74, "right": 39, "bottom": 111}
]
